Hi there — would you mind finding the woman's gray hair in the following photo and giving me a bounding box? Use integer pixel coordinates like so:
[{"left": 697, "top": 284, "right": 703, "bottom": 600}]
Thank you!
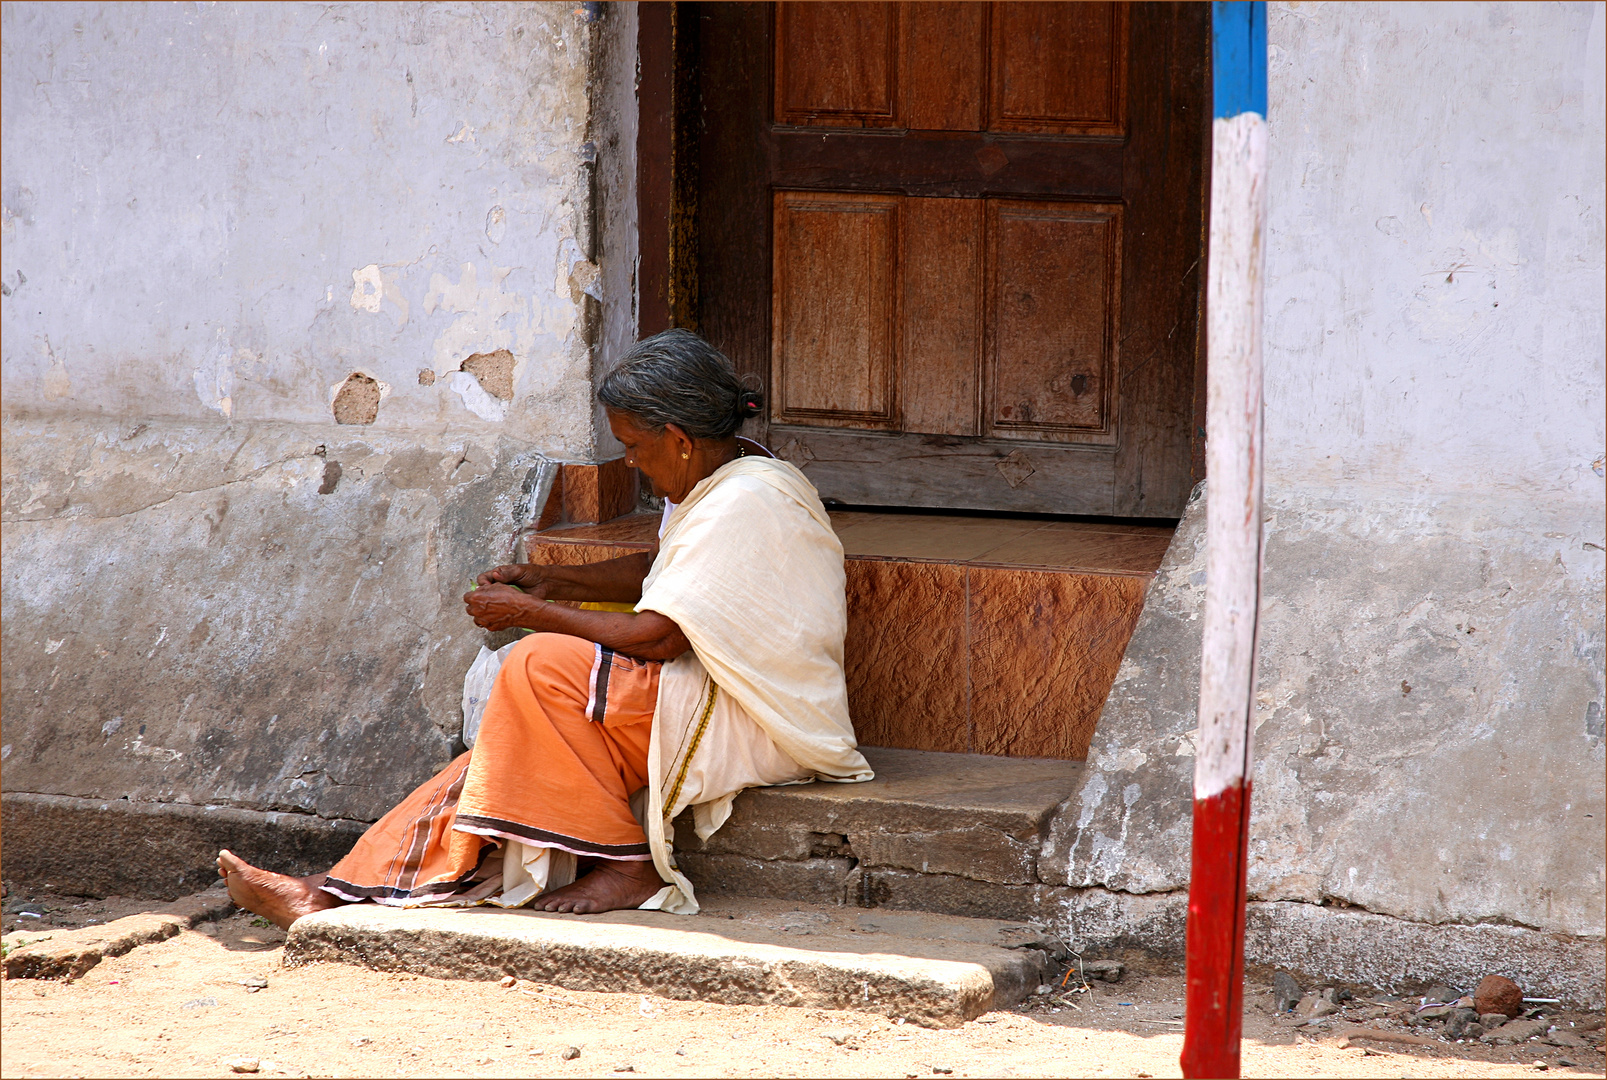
[{"left": 597, "top": 328, "right": 762, "bottom": 440}]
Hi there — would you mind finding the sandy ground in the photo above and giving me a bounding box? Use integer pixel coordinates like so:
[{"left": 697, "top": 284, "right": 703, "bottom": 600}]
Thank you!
[{"left": 2, "top": 897, "right": 1603, "bottom": 1080}]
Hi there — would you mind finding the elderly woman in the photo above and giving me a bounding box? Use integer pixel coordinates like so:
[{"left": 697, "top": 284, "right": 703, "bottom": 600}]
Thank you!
[{"left": 217, "top": 330, "right": 872, "bottom": 926}]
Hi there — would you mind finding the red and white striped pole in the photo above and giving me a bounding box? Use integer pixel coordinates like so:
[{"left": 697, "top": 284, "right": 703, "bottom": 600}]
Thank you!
[{"left": 1181, "top": 5, "right": 1268, "bottom": 1079}]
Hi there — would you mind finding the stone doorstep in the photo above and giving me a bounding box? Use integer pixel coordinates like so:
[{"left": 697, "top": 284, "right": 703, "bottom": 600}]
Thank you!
[
  {"left": 674, "top": 746, "right": 1083, "bottom": 902},
  {"left": 2, "top": 884, "right": 235, "bottom": 980},
  {"left": 284, "top": 895, "right": 1054, "bottom": 1027}
]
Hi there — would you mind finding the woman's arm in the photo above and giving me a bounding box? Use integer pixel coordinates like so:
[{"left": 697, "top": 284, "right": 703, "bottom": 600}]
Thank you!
[
  {"left": 476, "top": 550, "right": 655, "bottom": 604},
  {"left": 463, "top": 584, "right": 690, "bottom": 660}
]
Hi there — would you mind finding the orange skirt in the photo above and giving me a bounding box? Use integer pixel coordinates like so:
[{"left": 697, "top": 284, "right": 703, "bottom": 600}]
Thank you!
[{"left": 322, "top": 633, "right": 662, "bottom": 905}]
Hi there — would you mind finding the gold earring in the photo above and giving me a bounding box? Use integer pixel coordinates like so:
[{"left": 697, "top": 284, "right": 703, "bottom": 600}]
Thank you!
[{"left": 681, "top": 452, "right": 690, "bottom": 459}]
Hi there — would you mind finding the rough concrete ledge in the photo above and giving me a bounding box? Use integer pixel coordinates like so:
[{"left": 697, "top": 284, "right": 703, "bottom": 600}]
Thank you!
[
  {"left": 1041, "top": 890, "right": 1605, "bottom": 1008},
  {"left": 0, "top": 792, "right": 366, "bottom": 899},
  {"left": 2, "top": 883, "right": 234, "bottom": 980},
  {"left": 284, "top": 897, "right": 1051, "bottom": 1027},
  {"left": 1243, "top": 901, "right": 1606, "bottom": 1010}
]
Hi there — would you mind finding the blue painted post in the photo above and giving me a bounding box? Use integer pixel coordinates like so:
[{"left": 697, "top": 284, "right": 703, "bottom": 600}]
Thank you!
[{"left": 1182, "top": 4, "right": 1268, "bottom": 1079}]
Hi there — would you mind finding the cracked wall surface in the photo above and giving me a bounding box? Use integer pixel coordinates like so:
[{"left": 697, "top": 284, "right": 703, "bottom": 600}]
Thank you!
[
  {"left": 1052, "top": 1, "right": 1605, "bottom": 959},
  {"left": 0, "top": 3, "right": 636, "bottom": 880},
  {"left": 2, "top": 418, "right": 553, "bottom": 823}
]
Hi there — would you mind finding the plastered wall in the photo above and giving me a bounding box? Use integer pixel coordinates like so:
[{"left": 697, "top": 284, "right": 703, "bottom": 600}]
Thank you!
[
  {"left": 1056, "top": 0, "right": 1605, "bottom": 976},
  {"left": 0, "top": 1, "right": 639, "bottom": 888},
  {"left": 2, "top": 1, "right": 603, "bottom": 452},
  {"left": 1263, "top": 0, "right": 1605, "bottom": 507}
]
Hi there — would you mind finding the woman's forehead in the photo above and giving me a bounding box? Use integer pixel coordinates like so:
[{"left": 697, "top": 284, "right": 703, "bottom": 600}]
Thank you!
[{"left": 606, "top": 409, "right": 654, "bottom": 439}]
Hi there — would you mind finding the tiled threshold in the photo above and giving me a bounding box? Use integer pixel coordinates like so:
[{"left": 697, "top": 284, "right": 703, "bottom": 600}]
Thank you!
[
  {"left": 534, "top": 510, "right": 1171, "bottom": 576},
  {"left": 529, "top": 509, "right": 1173, "bottom": 760}
]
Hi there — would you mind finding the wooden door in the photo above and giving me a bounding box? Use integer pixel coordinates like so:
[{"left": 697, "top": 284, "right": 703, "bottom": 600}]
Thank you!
[{"left": 690, "top": 2, "right": 1208, "bottom": 517}]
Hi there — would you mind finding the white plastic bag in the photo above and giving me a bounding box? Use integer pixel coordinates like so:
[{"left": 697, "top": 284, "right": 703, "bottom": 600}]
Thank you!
[{"left": 461, "top": 642, "right": 516, "bottom": 749}]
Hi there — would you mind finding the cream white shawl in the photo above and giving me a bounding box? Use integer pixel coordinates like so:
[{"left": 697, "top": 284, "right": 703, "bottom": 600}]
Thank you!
[{"left": 636, "top": 456, "right": 873, "bottom": 912}]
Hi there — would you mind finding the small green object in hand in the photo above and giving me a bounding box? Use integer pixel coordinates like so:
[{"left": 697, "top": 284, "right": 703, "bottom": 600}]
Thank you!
[
  {"left": 470, "top": 579, "right": 550, "bottom": 607},
  {"left": 470, "top": 579, "right": 524, "bottom": 592}
]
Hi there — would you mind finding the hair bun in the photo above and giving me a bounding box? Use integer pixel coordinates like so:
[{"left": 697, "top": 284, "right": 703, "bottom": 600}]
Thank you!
[{"left": 736, "top": 390, "right": 764, "bottom": 419}]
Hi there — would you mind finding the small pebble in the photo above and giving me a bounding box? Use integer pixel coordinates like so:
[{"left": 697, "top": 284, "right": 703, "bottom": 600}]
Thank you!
[
  {"left": 561, "top": 1046, "right": 581, "bottom": 1061},
  {"left": 350, "top": 1037, "right": 371, "bottom": 1047},
  {"left": 180, "top": 997, "right": 218, "bottom": 1010},
  {"left": 614, "top": 1066, "right": 635, "bottom": 1074},
  {"left": 239, "top": 976, "right": 268, "bottom": 991},
  {"left": 1035, "top": 984, "right": 1053, "bottom": 995},
  {"left": 225, "top": 1059, "right": 259, "bottom": 1074},
  {"left": 499, "top": 975, "right": 517, "bottom": 988},
  {"left": 1533, "top": 1062, "right": 1549, "bottom": 1072},
  {"left": 675, "top": 1048, "right": 686, "bottom": 1056},
  {"left": 1558, "top": 1060, "right": 1578, "bottom": 1068},
  {"left": 933, "top": 1067, "right": 954, "bottom": 1075}
]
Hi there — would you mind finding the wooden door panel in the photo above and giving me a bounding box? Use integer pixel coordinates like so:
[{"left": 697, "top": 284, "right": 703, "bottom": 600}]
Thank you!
[
  {"left": 987, "top": 200, "right": 1120, "bottom": 442},
  {"left": 775, "top": 2, "right": 900, "bottom": 128},
  {"left": 901, "top": 197, "right": 983, "bottom": 437},
  {"left": 902, "top": 3, "right": 987, "bottom": 131},
  {"left": 773, "top": 131, "right": 1124, "bottom": 201},
  {"left": 695, "top": 3, "right": 1209, "bottom": 517},
  {"left": 771, "top": 428, "right": 1119, "bottom": 516},
  {"left": 771, "top": 191, "right": 900, "bottom": 428},
  {"left": 990, "top": 2, "right": 1128, "bottom": 136}
]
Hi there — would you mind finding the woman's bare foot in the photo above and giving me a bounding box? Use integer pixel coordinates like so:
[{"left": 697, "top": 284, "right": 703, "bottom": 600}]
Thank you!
[
  {"left": 216, "top": 849, "right": 344, "bottom": 930},
  {"left": 535, "top": 858, "right": 664, "bottom": 914}
]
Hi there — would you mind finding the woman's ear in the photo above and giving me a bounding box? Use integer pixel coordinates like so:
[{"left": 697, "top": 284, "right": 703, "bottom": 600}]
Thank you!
[{"left": 664, "top": 422, "right": 695, "bottom": 460}]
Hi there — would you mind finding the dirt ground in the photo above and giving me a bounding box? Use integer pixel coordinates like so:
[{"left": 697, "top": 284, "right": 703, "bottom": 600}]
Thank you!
[{"left": 2, "top": 893, "right": 1603, "bottom": 1080}]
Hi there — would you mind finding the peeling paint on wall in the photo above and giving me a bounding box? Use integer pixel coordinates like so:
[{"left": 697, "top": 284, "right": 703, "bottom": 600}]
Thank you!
[
  {"left": 350, "top": 265, "right": 385, "bottom": 314},
  {"left": 444, "top": 371, "right": 507, "bottom": 424},
  {"left": 421, "top": 261, "right": 540, "bottom": 399},
  {"left": 41, "top": 342, "right": 71, "bottom": 402},
  {"left": 350, "top": 264, "right": 410, "bottom": 328},
  {"left": 330, "top": 373, "right": 389, "bottom": 426},
  {"left": 191, "top": 339, "right": 233, "bottom": 419},
  {"left": 460, "top": 349, "right": 516, "bottom": 402}
]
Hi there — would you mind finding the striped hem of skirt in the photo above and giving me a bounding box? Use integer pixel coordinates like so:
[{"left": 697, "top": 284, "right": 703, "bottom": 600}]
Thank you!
[{"left": 453, "top": 813, "right": 653, "bottom": 860}]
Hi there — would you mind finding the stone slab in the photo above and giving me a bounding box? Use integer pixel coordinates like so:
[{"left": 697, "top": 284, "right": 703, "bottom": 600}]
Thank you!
[
  {"left": 675, "top": 746, "right": 1081, "bottom": 886},
  {"left": 2, "top": 883, "right": 234, "bottom": 980},
  {"left": 284, "top": 895, "right": 1052, "bottom": 1027}
]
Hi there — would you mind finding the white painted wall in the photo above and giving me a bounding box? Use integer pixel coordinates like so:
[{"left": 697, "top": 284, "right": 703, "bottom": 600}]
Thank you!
[
  {"left": 1265, "top": 1, "right": 1606, "bottom": 512},
  {"left": 1, "top": 2, "right": 604, "bottom": 456}
]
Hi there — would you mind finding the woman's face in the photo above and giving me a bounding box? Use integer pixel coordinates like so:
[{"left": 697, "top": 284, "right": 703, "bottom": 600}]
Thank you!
[{"left": 607, "top": 409, "right": 688, "bottom": 500}]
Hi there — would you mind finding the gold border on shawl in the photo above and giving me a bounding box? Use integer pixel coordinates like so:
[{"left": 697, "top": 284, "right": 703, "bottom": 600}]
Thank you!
[{"left": 662, "top": 678, "right": 719, "bottom": 819}]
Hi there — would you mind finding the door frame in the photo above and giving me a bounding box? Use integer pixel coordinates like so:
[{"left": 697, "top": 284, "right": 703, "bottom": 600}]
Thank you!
[{"left": 635, "top": 1, "right": 1211, "bottom": 512}]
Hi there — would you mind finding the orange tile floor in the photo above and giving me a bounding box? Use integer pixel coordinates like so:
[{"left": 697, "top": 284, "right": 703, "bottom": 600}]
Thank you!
[
  {"left": 536, "top": 510, "right": 1172, "bottom": 576},
  {"left": 531, "top": 509, "right": 1176, "bottom": 759}
]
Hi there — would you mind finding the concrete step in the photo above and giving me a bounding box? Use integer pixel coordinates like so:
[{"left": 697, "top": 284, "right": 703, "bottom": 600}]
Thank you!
[
  {"left": 674, "top": 746, "right": 1083, "bottom": 922},
  {"left": 284, "top": 895, "right": 1058, "bottom": 1027}
]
